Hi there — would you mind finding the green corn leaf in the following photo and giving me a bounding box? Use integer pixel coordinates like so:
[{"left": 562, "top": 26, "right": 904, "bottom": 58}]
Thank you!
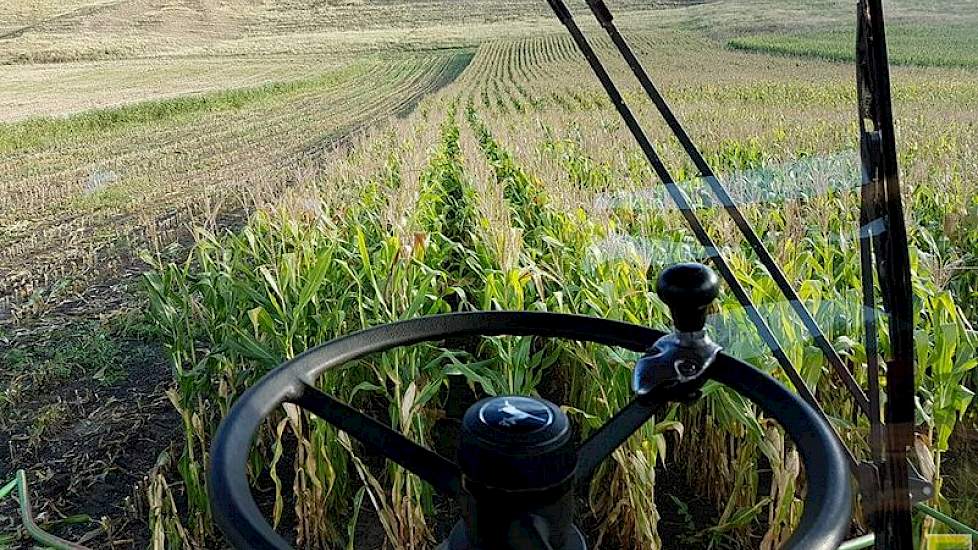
[
  {"left": 349, "top": 381, "right": 385, "bottom": 401},
  {"left": 713, "top": 497, "right": 771, "bottom": 531},
  {"left": 414, "top": 379, "right": 444, "bottom": 411},
  {"left": 228, "top": 326, "right": 278, "bottom": 364},
  {"left": 296, "top": 251, "right": 333, "bottom": 316}
]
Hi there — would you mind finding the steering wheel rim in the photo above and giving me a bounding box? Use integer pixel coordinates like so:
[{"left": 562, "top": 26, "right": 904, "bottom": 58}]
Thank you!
[{"left": 209, "top": 311, "right": 851, "bottom": 550}]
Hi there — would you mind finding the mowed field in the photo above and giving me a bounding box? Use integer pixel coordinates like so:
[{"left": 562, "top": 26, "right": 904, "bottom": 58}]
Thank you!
[{"left": 2, "top": 0, "right": 978, "bottom": 548}]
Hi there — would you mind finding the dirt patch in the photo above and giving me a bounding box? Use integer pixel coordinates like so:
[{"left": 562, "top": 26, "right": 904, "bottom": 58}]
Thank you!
[
  {"left": 0, "top": 311, "right": 177, "bottom": 548},
  {"left": 0, "top": 197, "right": 252, "bottom": 548}
]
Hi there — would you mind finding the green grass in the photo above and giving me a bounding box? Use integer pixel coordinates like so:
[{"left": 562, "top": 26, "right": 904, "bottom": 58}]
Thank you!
[
  {"left": 72, "top": 181, "right": 135, "bottom": 211},
  {"left": 0, "top": 312, "right": 168, "bottom": 427},
  {"left": 69, "top": 174, "right": 164, "bottom": 212},
  {"left": 728, "top": 24, "right": 978, "bottom": 68}
]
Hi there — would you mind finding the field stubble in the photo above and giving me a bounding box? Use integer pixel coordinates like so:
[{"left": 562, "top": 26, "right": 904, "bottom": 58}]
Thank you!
[{"left": 0, "top": 51, "right": 472, "bottom": 323}]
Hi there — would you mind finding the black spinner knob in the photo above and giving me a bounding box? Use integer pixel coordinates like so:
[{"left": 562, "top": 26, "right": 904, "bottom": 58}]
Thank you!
[{"left": 656, "top": 262, "right": 720, "bottom": 332}]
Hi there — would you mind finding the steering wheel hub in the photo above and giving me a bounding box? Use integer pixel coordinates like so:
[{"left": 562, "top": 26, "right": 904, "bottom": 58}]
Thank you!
[
  {"left": 449, "top": 396, "right": 581, "bottom": 549},
  {"left": 459, "top": 396, "right": 574, "bottom": 493}
]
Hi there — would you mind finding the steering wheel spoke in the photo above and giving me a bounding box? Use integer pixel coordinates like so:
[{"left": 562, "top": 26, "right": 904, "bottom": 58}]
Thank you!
[
  {"left": 575, "top": 397, "right": 666, "bottom": 489},
  {"left": 290, "top": 382, "right": 461, "bottom": 497}
]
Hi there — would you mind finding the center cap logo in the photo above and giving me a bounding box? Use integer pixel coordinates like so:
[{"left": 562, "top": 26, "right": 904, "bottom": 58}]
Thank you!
[{"left": 478, "top": 396, "right": 553, "bottom": 433}]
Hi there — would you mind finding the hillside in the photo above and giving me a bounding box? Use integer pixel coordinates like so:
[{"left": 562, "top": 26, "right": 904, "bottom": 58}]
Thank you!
[{"left": 0, "top": 0, "right": 684, "bottom": 65}]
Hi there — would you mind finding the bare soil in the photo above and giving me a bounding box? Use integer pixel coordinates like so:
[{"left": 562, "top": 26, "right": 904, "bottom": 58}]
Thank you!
[{"left": 0, "top": 288, "right": 177, "bottom": 548}]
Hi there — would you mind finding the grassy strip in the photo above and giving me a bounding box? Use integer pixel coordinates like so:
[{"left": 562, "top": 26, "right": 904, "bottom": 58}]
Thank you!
[
  {"left": 728, "top": 24, "right": 978, "bottom": 69},
  {"left": 0, "top": 60, "right": 375, "bottom": 153}
]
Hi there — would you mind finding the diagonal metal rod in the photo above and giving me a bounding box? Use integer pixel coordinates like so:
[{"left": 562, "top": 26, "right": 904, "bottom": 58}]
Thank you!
[
  {"left": 576, "top": 398, "right": 665, "bottom": 490},
  {"left": 543, "top": 0, "right": 857, "bottom": 470},
  {"left": 581, "top": 0, "right": 872, "bottom": 419}
]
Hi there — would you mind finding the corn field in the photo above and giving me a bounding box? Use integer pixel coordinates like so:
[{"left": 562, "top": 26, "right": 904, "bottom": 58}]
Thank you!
[{"left": 144, "top": 30, "right": 978, "bottom": 549}]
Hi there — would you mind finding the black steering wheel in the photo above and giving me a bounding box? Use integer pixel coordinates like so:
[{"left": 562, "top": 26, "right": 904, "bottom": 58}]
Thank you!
[{"left": 209, "top": 264, "right": 851, "bottom": 550}]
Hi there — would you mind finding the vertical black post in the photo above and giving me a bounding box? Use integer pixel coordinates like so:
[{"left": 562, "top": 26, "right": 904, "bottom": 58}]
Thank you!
[{"left": 857, "top": 0, "right": 915, "bottom": 547}]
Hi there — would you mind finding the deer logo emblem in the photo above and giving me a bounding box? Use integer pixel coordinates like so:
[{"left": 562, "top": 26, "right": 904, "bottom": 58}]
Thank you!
[{"left": 497, "top": 399, "right": 549, "bottom": 427}]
